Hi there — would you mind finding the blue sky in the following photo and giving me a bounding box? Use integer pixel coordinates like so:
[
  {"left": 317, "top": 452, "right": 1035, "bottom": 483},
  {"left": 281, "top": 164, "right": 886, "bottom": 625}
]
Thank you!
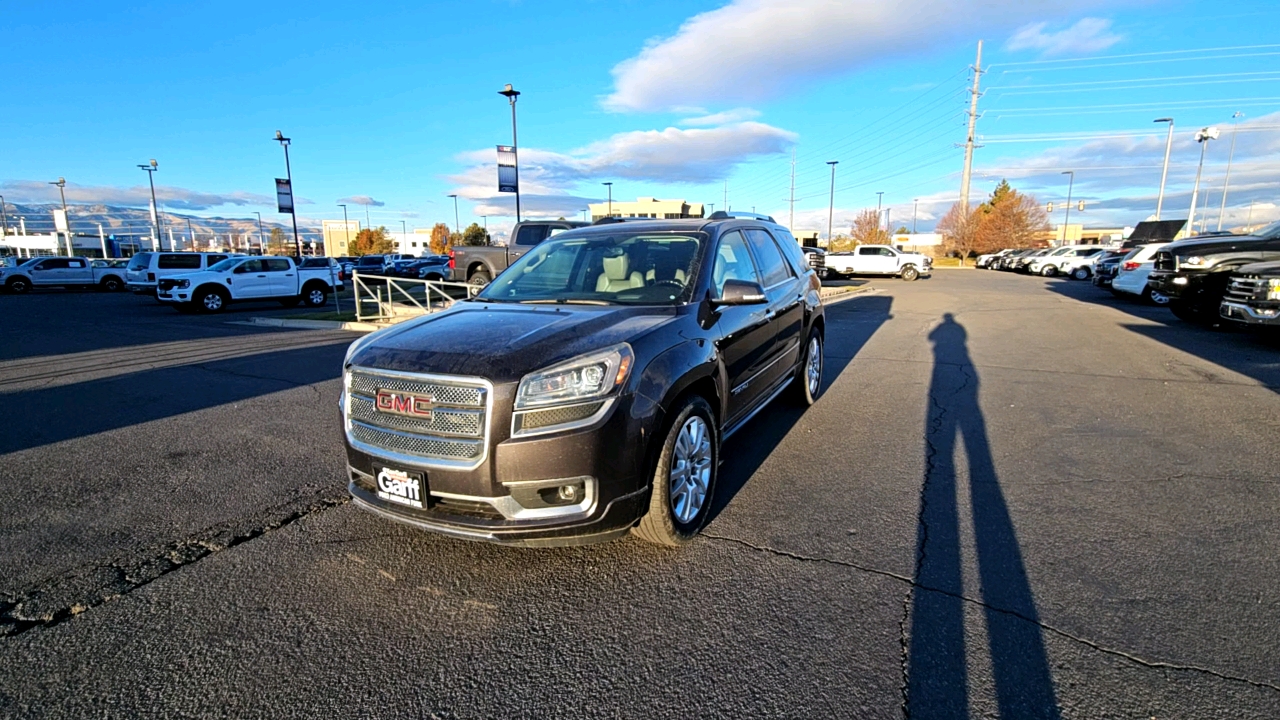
[{"left": 5, "top": 0, "right": 1280, "bottom": 239}]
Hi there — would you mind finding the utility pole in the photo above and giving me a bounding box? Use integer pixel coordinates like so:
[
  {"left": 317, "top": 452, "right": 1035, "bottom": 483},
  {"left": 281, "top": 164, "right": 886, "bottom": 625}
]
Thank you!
[
  {"left": 187, "top": 218, "right": 194, "bottom": 250},
  {"left": 789, "top": 147, "right": 796, "bottom": 229},
  {"left": 499, "top": 84, "right": 522, "bottom": 222},
  {"left": 958, "top": 40, "right": 984, "bottom": 213},
  {"left": 912, "top": 199, "right": 919, "bottom": 234},
  {"left": 826, "top": 161, "right": 839, "bottom": 243},
  {"left": 0, "top": 195, "right": 8, "bottom": 238},
  {"left": 254, "top": 211, "right": 265, "bottom": 254},
  {"left": 448, "top": 194, "right": 459, "bottom": 233},
  {"left": 401, "top": 220, "right": 408, "bottom": 253},
  {"left": 875, "top": 192, "right": 884, "bottom": 230},
  {"left": 338, "top": 204, "right": 350, "bottom": 255},
  {"left": 1218, "top": 111, "right": 1243, "bottom": 231},
  {"left": 1154, "top": 118, "right": 1174, "bottom": 220},
  {"left": 723, "top": 180, "right": 728, "bottom": 212},
  {"left": 1061, "top": 171, "right": 1075, "bottom": 244}
]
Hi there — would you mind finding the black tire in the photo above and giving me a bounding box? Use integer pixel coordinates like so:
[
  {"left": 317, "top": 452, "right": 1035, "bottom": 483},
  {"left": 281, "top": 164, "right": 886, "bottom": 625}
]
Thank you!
[
  {"left": 469, "top": 269, "right": 492, "bottom": 287},
  {"left": 99, "top": 276, "right": 124, "bottom": 292},
  {"left": 7, "top": 277, "right": 31, "bottom": 294},
  {"left": 1143, "top": 286, "right": 1172, "bottom": 306},
  {"left": 632, "top": 395, "right": 719, "bottom": 547},
  {"left": 1169, "top": 300, "right": 1205, "bottom": 323},
  {"left": 1041, "top": 265, "right": 1058, "bottom": 277},
  {"left": 303, "top": 285, "right": 328, "bottom": 307},
  {"left": 790, "top": 328, "right": 823, "bottom": 406},
  {"left": 901, "top": 265, "right": 920, "bottom": 282},
  {"left": 195, "top": 287, "right": 228, "bottom": 313},
  {"left": 1072, "top": 267, "right": 1091, "bottom": 281},
  {"left": 278, "top": 297, "right": 302, "bottom": 308}
]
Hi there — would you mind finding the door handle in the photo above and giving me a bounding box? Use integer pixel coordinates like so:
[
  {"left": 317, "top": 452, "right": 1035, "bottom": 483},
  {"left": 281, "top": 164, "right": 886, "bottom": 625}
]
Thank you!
[{"left": 257, "top": 274, "right": 267, "bottom": 278}]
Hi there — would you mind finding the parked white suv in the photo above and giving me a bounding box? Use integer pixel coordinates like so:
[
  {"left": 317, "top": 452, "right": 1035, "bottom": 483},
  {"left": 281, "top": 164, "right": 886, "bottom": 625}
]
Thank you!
[
  {"left": 157, "top": 255, "right": 340, "bottom": 313},
  {"left": 825, "top": 245, "right": 932, "bottom": 281},
  {"left": 1111, "top": 243, "right": 1170, "bottom": 305},
  {"left": 125, "top": 251, "right": 241, "bottom": 295},
  {"left": 1026, "top": 245, "right": 1104, "bottom": 277}
]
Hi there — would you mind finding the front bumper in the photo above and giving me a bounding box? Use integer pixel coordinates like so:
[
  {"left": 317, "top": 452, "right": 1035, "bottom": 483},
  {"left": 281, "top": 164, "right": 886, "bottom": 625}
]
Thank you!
[
  {"left": 343, "top": 388, "right": 660, "bottom": 546},
  {"left": 1220, "top": 301, "right": 1280, "bottom": 325},
  {"left": 127, "top": 281, "right": 157, "bottom": 294}
]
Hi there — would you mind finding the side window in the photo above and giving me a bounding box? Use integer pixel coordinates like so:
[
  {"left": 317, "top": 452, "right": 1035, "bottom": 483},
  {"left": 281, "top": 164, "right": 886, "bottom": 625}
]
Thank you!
[
  {"left": 712, "top": 231, "right": 762, "bottom": 296},
  {"left": 514, "top": 225, "right": 548, "bottom": 246},
  {"left": 235, "top": 260, "right": 262, "bottom": 273},
  {"left": 745, "top": 229, "right": 793, "bottom": 286},
  {"left": 37, "top": 259, "right": 66, "bottom": 270},
  {"left": 68, "top": 259, "right": 86, "bottom": 268},
  {"left": 880, "top": 248, "right": 897, "bottom": 257},
  {"left": 264, "top": 259, "right": 291, "bottom": 272},
  {"left": 858, "top": 246, "right": 879, "bottom": 256},
  {"left": 205, "top": 254, "right": 228, "bottom": 265},
  {"left": 158, "top": 254, "right": 201, "bottom": 270}
]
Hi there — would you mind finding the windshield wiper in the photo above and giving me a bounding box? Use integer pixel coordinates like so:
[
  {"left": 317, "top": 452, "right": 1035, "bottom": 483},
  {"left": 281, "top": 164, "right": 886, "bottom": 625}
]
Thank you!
[{"left": 518, "top": 298, "right": 614, "bottom": 306}]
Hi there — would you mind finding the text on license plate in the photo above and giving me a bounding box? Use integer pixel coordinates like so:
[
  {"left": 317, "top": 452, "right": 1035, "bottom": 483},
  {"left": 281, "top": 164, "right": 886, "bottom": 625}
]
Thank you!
[{"left": 376, "top": 467, "right": 424, "bottom": 509}]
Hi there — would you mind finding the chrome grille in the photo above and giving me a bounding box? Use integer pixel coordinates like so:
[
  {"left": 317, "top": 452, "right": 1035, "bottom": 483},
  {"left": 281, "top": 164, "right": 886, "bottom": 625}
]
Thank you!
[
  {"left": 1224, "top": 276, "right": 1266, "bottom": 304},
  {"left": 349, "top": 394, "right": 482, "bottom": 437},
  {"left": 346, "top": 367, "right": 490, "bottom": 468}
]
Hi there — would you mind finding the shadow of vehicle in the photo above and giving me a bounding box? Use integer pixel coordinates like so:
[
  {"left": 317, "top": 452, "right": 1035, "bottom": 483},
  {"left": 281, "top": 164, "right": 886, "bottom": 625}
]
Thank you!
[
  {"left": 708, "top": 294, "right": 894, "bottom": 523},
  {"left": 908, "top": 313, "right": 1060, "bottom": 719}
]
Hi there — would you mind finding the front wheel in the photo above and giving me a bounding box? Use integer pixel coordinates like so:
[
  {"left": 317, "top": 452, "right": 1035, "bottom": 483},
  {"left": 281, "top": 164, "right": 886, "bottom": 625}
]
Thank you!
[
  {"left": 1143, "top": 286, "right": 1171, "bottom": 306},
  {"left": 901, "top": 265, "right": 920, "bottom": 282},
  {"left": 790, "top": 329, "right": 823, "bottom": 406},
  {"left": 196, "top": 288, "right": 227, "bottom": 313},
  {"left": 100, "top": 276, "right": 123, "bottom": 292},
  {"left": 468, "top": 270, "right": 492, "bottom": 287},
  {"left": 1072, "top": 267, "right": 1091, "bottom": 281},
  {"left": 6, "top": 278, "right": 31, "bottom": 294},
  {"left": 1041, "top": 265, "right": 1058, "bottom": 277},
  {"left": 632, "top": 395, "right": 718, "bottom": 547}
]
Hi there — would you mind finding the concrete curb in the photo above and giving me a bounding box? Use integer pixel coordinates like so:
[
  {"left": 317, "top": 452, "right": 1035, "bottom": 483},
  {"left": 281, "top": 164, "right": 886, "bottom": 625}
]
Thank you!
[
  {"left": 244, "top": 317, "right": 381, "bottom": 332},
  {"left": 820, "top": 285, "right": 877, "bottom": 305}
]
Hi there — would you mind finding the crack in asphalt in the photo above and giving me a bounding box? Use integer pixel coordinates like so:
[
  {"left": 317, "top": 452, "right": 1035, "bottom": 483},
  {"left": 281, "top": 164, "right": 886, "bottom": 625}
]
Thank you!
[
  {"left": 701, "top": 531, "right": 1280, "bottom": 697},
  {"left": 0, "top": 491, "right": 349, "bottom": 639}
]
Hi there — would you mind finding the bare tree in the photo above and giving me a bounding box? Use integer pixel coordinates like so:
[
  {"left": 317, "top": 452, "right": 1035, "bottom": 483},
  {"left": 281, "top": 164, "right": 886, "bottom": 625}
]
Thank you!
[
  {"left": 936, "top": 203, "right": 983, "bottom": 264},
  {"left": 849, "top": 209, "right": 890, "bottom": 246}
]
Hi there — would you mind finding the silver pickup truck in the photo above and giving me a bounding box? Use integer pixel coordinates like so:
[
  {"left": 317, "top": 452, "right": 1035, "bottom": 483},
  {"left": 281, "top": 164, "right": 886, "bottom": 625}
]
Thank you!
[{"left": 0, "top": 256, "right": 129, "bottom": 293}]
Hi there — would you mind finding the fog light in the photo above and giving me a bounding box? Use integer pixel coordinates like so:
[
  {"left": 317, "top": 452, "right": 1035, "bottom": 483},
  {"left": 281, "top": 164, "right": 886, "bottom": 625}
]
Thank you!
[
  {"left": 557, "top": 485, "right": 579, "bottom": 502},
  {"left": 1172, "top": 277, "right": 1188, "bottom": 285}
]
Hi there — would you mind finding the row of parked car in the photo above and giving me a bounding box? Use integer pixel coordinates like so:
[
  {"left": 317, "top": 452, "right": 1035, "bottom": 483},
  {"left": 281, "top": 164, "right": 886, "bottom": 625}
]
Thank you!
[
  {"left": 336, "top": 254, "right": 452, "bottom": 282},
  {"left": 977, "top": 219, "right": 1280, "bottom": 329}
]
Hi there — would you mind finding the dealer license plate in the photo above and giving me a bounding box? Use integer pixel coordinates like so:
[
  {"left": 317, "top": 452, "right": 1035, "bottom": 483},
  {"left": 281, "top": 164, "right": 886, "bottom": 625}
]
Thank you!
[{"left": 375, "top": 467, "right": 426, "bottom": 509}]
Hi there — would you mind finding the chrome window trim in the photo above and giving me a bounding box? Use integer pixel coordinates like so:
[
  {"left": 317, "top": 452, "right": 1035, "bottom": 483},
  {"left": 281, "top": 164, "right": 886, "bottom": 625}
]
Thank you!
[{"left": 344, "top": 365, "right": 494, "bottom": 471}]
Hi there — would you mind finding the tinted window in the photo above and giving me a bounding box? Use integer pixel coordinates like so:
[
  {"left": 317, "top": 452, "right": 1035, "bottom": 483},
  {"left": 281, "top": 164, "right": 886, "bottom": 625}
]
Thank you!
[
  {"left": 745, "top": 229, "right": 793, "bottom": 286},
  {"left": 712, "top": 231, "right": 761, "bottom": 295},
  {"left": 158, "top": 254, "right": 201, "bottom": 269},
  {"left": 68, "top": 259, "right": 86, "bottom": 268},
  {"left": 206, "top": 254, "right": 229, "bottom": 265},
  {"left": 236, "top": 260, "right": 264, "bottom": 273},
  {"left": 37, "top": 259, "right": 69, "bottom": 270},
  {"left": 264, "top": 259, "right": 291, "bottom": 272},
  {"left": 127, "top": 253, "right": 153, "bottom": 271},
  {"left": 768, "top": 228, "right": 809, "bottom": 276},
  {"left": 515, "top": 225, "right": 549, "bottom": 246},
  {"left": 857, "top": 246, "right": 879, "bottom": 256}
]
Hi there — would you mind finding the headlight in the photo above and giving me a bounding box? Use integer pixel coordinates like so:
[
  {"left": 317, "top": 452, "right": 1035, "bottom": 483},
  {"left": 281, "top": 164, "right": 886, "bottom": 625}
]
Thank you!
[
  {"left": 1181, "top": 256, "right": 1208, "bottom": 268},
  {"left": 515, "top": 344, "right": 634, "bottom": 410},
  {"left": 176, "top": 279, "right": 190, "bottom": 289},
  {"left": 1268, "top": 278, "right": 1280, "bottom": 301}
]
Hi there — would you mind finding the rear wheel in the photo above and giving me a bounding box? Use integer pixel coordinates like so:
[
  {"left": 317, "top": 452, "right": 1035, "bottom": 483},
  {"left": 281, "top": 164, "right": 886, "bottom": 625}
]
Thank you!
[
  {"left": 1072, "top": 267, "right": 1091, "bottom": 281},
  {"left": 1143, "top": 286, "right": 1171, "bottom": 306},
  {"left": 790, "top": 329, "right": 823, "bottom": 406},
  {"left": 196, "top": 288, "right": 227, "bottom": 313},
  {"left": 304, "top": 285, "right": 328, "bottom": 307},
  {"left": 100, "top": 276, "right": 123, "bottom": 292},
  {"left": 901, "top": 265, "right": 920, "bottom": 282},
  {"left": 1041, "top": 265, "right": 1058, "bottom": 277},
  {"left": 468, "top": 270, "right": 492, "bottom": 287},
  {"left": 6, "top": 277, "right": 31, "bottom": 294},
  {"left": 632, "top": 395, "right": 718, "bottom": 547}
]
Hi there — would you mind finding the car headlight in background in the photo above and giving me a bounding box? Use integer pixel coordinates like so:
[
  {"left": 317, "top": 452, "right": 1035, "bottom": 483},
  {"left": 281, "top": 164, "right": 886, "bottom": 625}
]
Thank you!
[
  {"left": 176, "top": 279, "right": 190, "bottom": 289},
  {"left": 1268, "top": 278, "right": 1280, "bottom": 301},
  {"left": 515, "top": 344, "right": 633, "bottom": 410},
  {"left": 1181, "top": 256, "right": 1208, "bottom": 268}
]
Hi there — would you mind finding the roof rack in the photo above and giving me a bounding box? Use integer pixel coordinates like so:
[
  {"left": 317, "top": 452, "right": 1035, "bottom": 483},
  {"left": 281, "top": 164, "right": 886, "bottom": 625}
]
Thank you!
[{"left": 705, "top": 210, "right": 777, "bottom": 223}]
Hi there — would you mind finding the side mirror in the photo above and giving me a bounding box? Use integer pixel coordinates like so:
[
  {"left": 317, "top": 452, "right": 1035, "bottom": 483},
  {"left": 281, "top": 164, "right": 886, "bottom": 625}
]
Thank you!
[{"left": 711, "top": 279, "right": 768, "bottom": 307}]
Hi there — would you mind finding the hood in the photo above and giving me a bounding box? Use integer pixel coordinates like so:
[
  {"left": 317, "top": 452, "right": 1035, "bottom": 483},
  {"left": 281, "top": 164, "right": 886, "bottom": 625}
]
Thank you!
[
  {"left": 1162, "top": 234, "right": 1262, "bottom": 257},
  {"left": 1235, "top": 260, "right": 1280, "bottom": 277},
  {"left": 350, "top": 302, "right": 680, "bottom": 382}
]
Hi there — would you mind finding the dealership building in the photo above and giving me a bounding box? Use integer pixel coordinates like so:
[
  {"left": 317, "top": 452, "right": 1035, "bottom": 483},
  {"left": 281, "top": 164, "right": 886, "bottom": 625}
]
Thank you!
[{"left": 588, "top": 197, "right": 705, "bottom": 222}]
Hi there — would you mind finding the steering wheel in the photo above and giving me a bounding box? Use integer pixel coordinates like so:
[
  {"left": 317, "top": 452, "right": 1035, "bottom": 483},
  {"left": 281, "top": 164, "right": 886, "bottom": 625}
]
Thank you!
[{"left": 653, "top": 279, "right": 685, "bottom": 289}]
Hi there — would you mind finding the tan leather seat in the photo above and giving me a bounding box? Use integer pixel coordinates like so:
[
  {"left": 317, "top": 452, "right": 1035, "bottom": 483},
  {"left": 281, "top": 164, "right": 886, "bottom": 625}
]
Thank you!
[
  {"left": 596, "top": 255, "right": 644, "bottom": 292},
  {"left": 645, "top": 267, "right": 687, "bottom": 284}
]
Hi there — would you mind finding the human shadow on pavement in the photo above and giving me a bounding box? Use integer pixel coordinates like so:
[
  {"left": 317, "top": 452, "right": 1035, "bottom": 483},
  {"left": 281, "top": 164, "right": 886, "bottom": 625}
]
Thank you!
[
  {"left": 707, "top": 294, "right": 893, "bottom": 523},
  {"left": 908, "top": 313, "right": 1060, "bottom": 719}
]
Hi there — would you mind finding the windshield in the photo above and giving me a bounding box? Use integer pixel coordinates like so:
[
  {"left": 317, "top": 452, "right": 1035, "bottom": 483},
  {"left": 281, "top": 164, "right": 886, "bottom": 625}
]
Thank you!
[
  {"left": 1253, "top": 220, "right": 1280, "bottom": 239},
  {"left": 477, "top": 231, "right": 705, "bottom": 306},
  {"left": 127, "top": 253, "right": 152, "bottom": 271},
  {"left": 207, "top": 257, "right": 243, "bottom": 272}
]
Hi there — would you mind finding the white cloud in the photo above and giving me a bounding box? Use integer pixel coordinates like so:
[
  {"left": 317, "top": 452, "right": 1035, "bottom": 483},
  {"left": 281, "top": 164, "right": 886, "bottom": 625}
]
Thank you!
[
  {"left": 603, "top": 0, "right": 1127, "bottom": 113},
  {"left": 0, "top": 180, "right": 281, "bottom": 210},
  {"left": 679, "top": 108, "right": 761, "bottom": 126},
  {"left": 337, "top": 195, "right": 385, "bottom": 207},
  {"left": 1005, "top": 18, "right": 1123, "bottom": 57},
  {"left": 448, "top": 121, "right": 797, "bottom": 218}
]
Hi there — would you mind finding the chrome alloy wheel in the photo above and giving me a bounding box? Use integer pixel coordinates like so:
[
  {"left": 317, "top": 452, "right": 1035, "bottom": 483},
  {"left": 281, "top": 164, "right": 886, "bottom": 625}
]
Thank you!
[
  {"left": 309, "top": 288, "right": 326, "bottom": 305},
  {"left": 806, "top": 336, "right": 822, "bottom": 396},
  {"left": 669, "top": 416, "right": 713, "bottom": 524},
  {"left": 203, "top": 292, "right": 223, "bottom": 311}
]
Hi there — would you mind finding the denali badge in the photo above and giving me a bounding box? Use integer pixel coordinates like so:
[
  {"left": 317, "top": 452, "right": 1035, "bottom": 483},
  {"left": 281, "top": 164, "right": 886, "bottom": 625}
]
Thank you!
[
  {"left": 375, "top": 389, "right": 434, "bottom": 419},
  {"left": 376, "top": 468, "right": 422, "bottom": 508}
]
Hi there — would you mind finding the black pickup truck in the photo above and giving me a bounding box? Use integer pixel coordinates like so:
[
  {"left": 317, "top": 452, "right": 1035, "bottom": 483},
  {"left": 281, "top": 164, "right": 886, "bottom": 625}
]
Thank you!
[
  {"left": 340, "top": 214, "right": 825, "bottom": 547},
  {"left": 451, "top": 220, "right": 588, "bottom": 286},
  {"left": 1146, "top": 221, "right": 1280, "bottom": 323},
  {"left": 1220, "top": 260, "right": 1280, "bottom": 326}
]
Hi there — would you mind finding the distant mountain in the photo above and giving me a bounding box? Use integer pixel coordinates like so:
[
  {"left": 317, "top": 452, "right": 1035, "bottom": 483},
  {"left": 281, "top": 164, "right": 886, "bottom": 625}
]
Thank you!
[{"left": 2, "top": 203, "right": 320, "bottom": 241}]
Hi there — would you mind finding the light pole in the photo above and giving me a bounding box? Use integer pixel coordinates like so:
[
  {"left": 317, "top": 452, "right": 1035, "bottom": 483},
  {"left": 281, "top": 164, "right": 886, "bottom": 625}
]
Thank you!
[
  {"left": 875, "top": 191, "right": 884, "bottom": 231},
  {"left": 448, "top": 194, "right": 459, "bottom": 233},
  {"left": 602, "top": 182, "right": 613, "bottom": 217},
  {"left": 401, "top": 220, "right": 408, "bottom": 253},
  {"left": 364, "top": 202, "right": 371, "bottom": 229},
  {"left": 50, "top": 178, "right": 71, "bottom": 255},
  {"left": 0, "top": 194, "right": 8, "bottom": 238},
  {"left": 337, "top": 204, "right": 350, "bottom": 256},
  {"left": 912, "top": 198, "right": 919, "bottom": 234},
  {"left": 1061, "top": 171, "right": 1075, "bottom": 245},
  {"left": 498, "top": 84, "right": 522, "bottom": 222},
  {"left": 1154, "top": 118, "right": 1174, "bottom": 220},
  {"left": 274, "top": 131, "right": 302, "bottom": 257},
  {"left": 1188, "top": 126, "right": 1220, "bottom": 235},
  {"left": 138, "top": 160, "right": 161, "bottom": 250},
  {"left": 254, "top": 211, "right": 265, "bottom": 254},
  {"left": 826, "top": 161, "right": 839, "bottom": 243},
  {"left": 187, "top": 218, "right": 194, "bottom": 251},
  {"left": 1218, "top": 112, "right": 1243, "bottom": 231}
]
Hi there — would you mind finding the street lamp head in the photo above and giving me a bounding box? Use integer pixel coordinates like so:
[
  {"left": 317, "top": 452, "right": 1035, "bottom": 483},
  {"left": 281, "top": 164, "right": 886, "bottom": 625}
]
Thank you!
[
  {"left": 1196, "top": 126, "right": 1221, "bottom": 142},
  {"left": 274, "top": 130, "right": 290, "bottom": 145},
  {"left": 602, "top": 181, "right": 612, "bottom": 187},
  {"left": 1154, "top": 117, "right": 1173, "bottom": 124},
  {"left": 150, "top": 159, "right": 158, "bottom": 169},
  {"left": 448, "top": 194, "right": 458, "bottom": 199},
  {"left": 499, "top": 84, "right": 520, "bottom": 100},
  {"left": 826, "top": 160, "right": 838, "bottom": 166},
  {"left": 1062, "top": 170, "right": 1073, "bottom": 176}
]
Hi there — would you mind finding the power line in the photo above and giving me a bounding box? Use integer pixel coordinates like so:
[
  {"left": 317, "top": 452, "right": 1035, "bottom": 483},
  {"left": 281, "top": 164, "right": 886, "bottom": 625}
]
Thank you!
[
  {"left": 988, "top": 70, "right": 1280, "bottom": 92},
  {"left": 986, "top": 43, "right": 1280, "bottom": 70}
]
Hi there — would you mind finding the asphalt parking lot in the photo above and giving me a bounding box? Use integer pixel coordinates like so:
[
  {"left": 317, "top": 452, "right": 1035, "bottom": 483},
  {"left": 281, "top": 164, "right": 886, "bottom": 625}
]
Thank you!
[{"left": 2, "top": 273, "right": 1278, "bottom": 718}]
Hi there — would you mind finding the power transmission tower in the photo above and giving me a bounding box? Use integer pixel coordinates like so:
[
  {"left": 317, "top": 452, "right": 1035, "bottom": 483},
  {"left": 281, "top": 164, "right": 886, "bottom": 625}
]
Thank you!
[{"left": 958, "top": 40, "right": 984, "bottom": 213}]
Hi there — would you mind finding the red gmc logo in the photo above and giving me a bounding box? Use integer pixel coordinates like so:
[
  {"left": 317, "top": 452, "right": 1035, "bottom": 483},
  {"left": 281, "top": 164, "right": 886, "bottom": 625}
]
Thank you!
[{"left": 375, "top": 389, "right": 434, "bottom": 419}]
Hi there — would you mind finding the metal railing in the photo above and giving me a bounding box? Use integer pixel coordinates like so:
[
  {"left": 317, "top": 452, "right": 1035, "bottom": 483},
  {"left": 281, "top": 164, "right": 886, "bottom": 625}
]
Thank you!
[{"left": 352, "top": 271, "right": 479, "bottom": 322}]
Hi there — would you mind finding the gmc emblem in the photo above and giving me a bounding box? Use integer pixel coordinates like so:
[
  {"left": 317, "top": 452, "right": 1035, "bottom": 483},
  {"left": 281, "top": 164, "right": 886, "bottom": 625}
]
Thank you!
[{"left": 375, "top": 389, "right": 434, "bottom": 419}]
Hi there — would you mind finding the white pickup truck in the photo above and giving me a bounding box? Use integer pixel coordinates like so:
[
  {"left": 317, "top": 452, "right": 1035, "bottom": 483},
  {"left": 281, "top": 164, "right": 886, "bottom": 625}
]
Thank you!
[
  {"left": 0, "top": 256, "right": 129, "bottom": 293},
  {"left": 825, "top": 245, "right": 933, "bottom": 281},
  {"left": 157, "top": 255, "right": 340, "bottom": 313}
]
